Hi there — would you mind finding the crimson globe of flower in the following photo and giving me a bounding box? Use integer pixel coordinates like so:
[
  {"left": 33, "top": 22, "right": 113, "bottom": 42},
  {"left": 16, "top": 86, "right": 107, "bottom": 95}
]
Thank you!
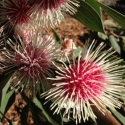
[
  {"left": 0, "top": 0, "right": 32, "bottom": 25},
  {"left": 30, "top": 0, "right": 79, "bottom": 27},
  {"left": 42, "top": 41, "right": 125, "bottom": 124},
  {"left": 1, "top": 31, "right": 61, "bottom": 95}
]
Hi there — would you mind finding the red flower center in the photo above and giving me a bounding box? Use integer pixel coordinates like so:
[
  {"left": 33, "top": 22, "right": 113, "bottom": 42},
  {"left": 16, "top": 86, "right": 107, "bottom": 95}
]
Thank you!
[
  {"left": 62, "top": 60, "right": 105, "bottom": 101},
  {"left": 36, "top": 0, "right": 65, "bottom": 10},
  {"left": 4, "top": 0, "right": 31, "bottom": 24},
  {"left": 15, "top": 44, "right": 51, "bottom": 80}
]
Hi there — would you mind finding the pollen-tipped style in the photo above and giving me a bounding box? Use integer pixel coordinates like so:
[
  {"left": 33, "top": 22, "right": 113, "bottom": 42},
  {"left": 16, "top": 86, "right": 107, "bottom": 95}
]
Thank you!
[
  {"left": 41, "top": 40, "right": 125, "bottom": 124},
  {"left": 30, "top": 0, "right": 80, "bottom": 28},
  {"left": 0, "top": 30, "right": 61, "bottom": 95},
  {"left": 0, "top": 0, "right": 32, "bottom": 25}
]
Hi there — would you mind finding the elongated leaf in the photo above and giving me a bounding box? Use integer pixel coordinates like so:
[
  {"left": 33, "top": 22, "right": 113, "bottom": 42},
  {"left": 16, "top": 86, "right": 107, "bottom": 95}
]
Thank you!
[
  {"left": 104, "top": 20, "right": 117, "bottom": 27},
  {"left": 51, "top": 29, "right": 61, "bottom": 44},
  {"left": 34, "top": 98, "right": 54, "bottom": 123},
  {"left": 0, "top": 90, "right": 15, "bottom": 119},
  {"left": 1, "top": 76, "right": 13, "bottom": 105},
  {"left": 98, "top": 32, "right": 108, "bottom": 40},
  {"left": 86, "top": 0, "right": 101, "bottom": 16},
  {"left": 97, "top": 2, "right": 125, "bottom": 29},
  {"left": 73, "top": 0, "right": 104, "bottom": 33},
  {"left": 109, "top": 35, "right": 121, "bottom": 54},
  {"left": 21, "top": 92, "right": 62, "bottom": 125},
  {"left": 110, "top": 109, "right": 125, "bottom": 125},
  {"left": 21, "top": 92, "right": 47, "bottom": 125},
  {"left": 35, "top": 96, "right": 63, "bottom": 125},
  {"left": 0, "top": 71, "right": 15, "bottom": 93}
]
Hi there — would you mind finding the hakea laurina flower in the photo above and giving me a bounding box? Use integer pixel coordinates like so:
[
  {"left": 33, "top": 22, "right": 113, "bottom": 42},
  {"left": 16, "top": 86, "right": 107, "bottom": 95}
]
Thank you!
[
  {"left": 14, "top": 23, "right": 36, "bottom": 44},
  {"left": 61, "top": 38, "right": 76, "bottom": 56},
  {"left": 0, "top": 31, "right": 61, "bottom": 95},
  {"left": 30, "top": 0, "right": 80, "bottom": 27},
  {"left": 0, "top": 0, "right": 32, "bottom": 26},
  {"left": 41, "top": 40, "right": 125, "bottom": 124}
]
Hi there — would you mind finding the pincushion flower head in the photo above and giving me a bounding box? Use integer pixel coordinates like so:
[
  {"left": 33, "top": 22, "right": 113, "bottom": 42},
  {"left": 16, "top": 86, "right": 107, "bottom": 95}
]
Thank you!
[
  {"left": 61, "top": 38, "right": 76, "bottom": 56},
  {"left": 42, "top": 40, "right": 125, "bottom": 124},
  {"left": 0, "top": 30, "right": 61, "bottom": 95},
  {"left": 0, "top": 0, "right": 32, "bottom": 26},
  {"left": 30, "top": 0, "right": 80, "bottom": 27}
]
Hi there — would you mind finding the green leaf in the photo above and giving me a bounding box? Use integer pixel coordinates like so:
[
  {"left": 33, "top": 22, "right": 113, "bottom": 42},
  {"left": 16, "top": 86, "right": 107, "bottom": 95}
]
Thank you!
[
  {"left": 86, "top": 0, "right": 101, "bottom": 16},
  {"left": 0, "top": 71, "right": 15, "bottom": 93},
  {"left": 1, "top": 76, "right": 13, "bottom": 105},
  {"left": 51, "top": 28, "right": 61, "bottom": 44},
  {"left": 34, "top": 97, "right": 62, "bottom": 125},
  {"left": 21, "top": 92, "right": 62, "bottom": 125},
  {"left": 109, "top": 35, "right": 121, "bottom": 54},
  {"left": 21, "top": 92, "right": 47, "bottom": 125},
  {"left": 97, "top": 2, "right": 125, "bottom": 29},
  {"left": 104, "top": 20, "right": 117, "bottom": 27},
  {"left": 73, "top": 0, "right": 104, "bottom": 33},
  {"left": 0, "top": 90, "right": 15, "bottom": 119},
  {"left": 98, "top": 32, "right": 108, "bottom": 40},
  {"left": 35, "top": 96, "right": 63, "bottom": 125},
  {"left": 110, "top": 109, "right": 125, "bottom": 125}
]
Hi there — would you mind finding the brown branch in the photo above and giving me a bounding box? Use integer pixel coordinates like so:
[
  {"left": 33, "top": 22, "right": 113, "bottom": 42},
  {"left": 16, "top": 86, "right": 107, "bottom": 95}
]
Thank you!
[{"left": 92, "top": 106, "right": 121, "bottom": 125}]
